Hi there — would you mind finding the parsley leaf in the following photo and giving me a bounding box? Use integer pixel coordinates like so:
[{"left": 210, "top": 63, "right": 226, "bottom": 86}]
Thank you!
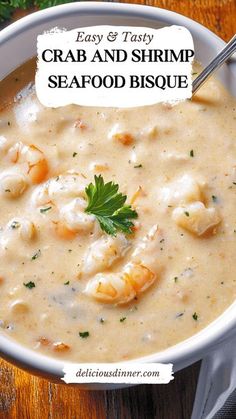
[
  {"left": 120, "top": 317, "right": 126, "bottom": 322},
  {"left": 31, "top": 249, "right": 41, "bottom": 260},
  {"left": 79, "top": 331, "right": 89, "bottom": 338},
  {"left": 40, "top": 206, "right": 52, "bottom": 213},
  {"left": 192, "top": 312, "right": 198, "bottom": 321},
  {"left": 85, "top": 175, "right": 138, "bottom": 236},
  {"left": 24, "top": 281, "right": 35, "bottom": 289}
]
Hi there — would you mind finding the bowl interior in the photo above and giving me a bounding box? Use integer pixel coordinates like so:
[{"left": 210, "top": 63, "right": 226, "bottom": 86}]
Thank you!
[{"left": 0, "top": 2, "right": 236, "bottom": 383}]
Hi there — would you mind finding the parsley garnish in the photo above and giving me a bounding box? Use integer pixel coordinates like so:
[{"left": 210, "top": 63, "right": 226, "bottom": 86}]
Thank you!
[
  {"left": 64, "top": 281, "right": 70, "bottom": 285},
  {"left": 212, "top": 195, "right": 217, "bottom": 202},
  {"left": 120, "top": 317, "right": 126, "bottom": 322},
  {"left": 40, "top": 206, "right": 52, "bottom": 213},
  {"left": 190, "top": 150, "right": 194, "bottom": 157},
  {"left": 11, "top": 221, "right": 20, "bottom": 229},
  {"left": 184, "top": 211, "right": 190, "bottom": 217},
  {"left": 192, "top": 312, "right": 198, "bottom": 321},
  {"left": 134, "top": 164, "right": 143, "bottom": 168},
  {"left": 79, "top": 331, "right": 89, "bottom": 338},
  {"left": 85, "top": 175, "right": 138, "bottom": 236},
  {"left": 24, "top": 281, "right": 35, "bottom": 289},
  {"left": 31, "top": 249, "right": 41, "bottom": 260},
  {"left": 73, "top": 152, "right": 77, "bottom": 157}
]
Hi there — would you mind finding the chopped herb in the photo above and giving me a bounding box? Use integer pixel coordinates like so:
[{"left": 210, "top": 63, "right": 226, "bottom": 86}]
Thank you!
[
  {"left": 192, "top": 312, "right": 198, "bottom": 321},
  {"left": 174, "top": 276, "right": 178, "bottom": 283},
  {"left": 79, "top": 331, "right": 89, "bottom": 338},
  {"left": 184, "top": 211, "right": 190, "bottom": 217},
  {"left": 24, "top": 281, "right": 35, "bottom": 289},
  {"left": 85, "top": 175, "right": 138, "bottom": 236},
  {"left": 7, "top": 121, "right": 10, "bottom": 126},
  {"left": 160, "top": 238, "right": 165, "bottom": 243},
  {"left": 40, "top": 206, "right": 52, "bottom": 213},
  {"left": 212, "top": 195, "right": 217, "bottom": 202},
  {"left": 73, "top": 152, "right": 77, "bottom": 157},
  {"left": 55, "top": 176, "right": 59, "bottom": 181},
  {"left": 192, "top": 72, "right": 198, "bottom": 76},
  {"left": 234, "top": 230, "right": 236, "bottom": 233},
  {"left": 64, "top": 281, "right": 70, "bottom": 285},
  {"left": 233, "top": 182, "right": 236, "bottom": 185},
  {"left": 68, "top": 249, "right": 72, "bottom": 253},
  {"left": 120, "top": 317, "right": 126, "bottom": 322},
  {"left": 11, "top": 221, "right": 20, "bottom": 229},
  {"left": 167, "top": 205, "right": 173, "bottom": 208},
  {"left": 100, "top": 318, "right": 105, "bottom": 323},
  {"left": 31, "top": 249, "right": 41, "bottom": 260},
  {"left": 134, "top": 164, "right": 143, "bottom": 168},
  {"left": 221, "top": 281, "right": 224, "bottom": 285},
  {"left": 190, "top": 150, "right": 194, "bottom": 157},
  {"left": 5, "top": 189, "right": 10, "bottom": 193}
]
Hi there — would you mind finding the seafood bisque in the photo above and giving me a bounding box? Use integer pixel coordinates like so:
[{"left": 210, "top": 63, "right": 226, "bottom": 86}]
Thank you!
[{"left": 0, "top": 59, "right": 236, "bottom": 362}]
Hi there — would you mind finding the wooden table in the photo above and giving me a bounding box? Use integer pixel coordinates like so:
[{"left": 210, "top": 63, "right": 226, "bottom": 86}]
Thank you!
[{"left": 0, "top": 1, "right": 235, "bottom": 418}]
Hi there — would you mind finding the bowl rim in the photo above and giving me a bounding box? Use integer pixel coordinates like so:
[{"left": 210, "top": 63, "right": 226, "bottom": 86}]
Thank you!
[{"left": 0, "top": 1, "right": 236, "bottom": 381}]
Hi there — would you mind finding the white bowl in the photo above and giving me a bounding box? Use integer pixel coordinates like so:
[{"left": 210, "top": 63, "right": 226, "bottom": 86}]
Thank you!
[{"left": 0, "top": 2, "right": 236, "bottom": 389}]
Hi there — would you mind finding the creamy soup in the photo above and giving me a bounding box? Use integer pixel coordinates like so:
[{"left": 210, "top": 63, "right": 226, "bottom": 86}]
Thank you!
[{"left": 0, "top": 59, "right": 235, "bottom": 362}]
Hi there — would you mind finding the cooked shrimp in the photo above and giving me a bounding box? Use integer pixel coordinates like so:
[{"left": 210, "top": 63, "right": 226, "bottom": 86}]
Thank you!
[
  {"left": 31, "top": 173, "right": 93, "bottom": 240},
  {"left": 8, "top": 141, "right": 48, "bottom": 184},
  {"left": 172, "top": 202, "right": 221, "bottom": 236},
  {"left": 0, "top": 171, "right": 28, "bottom": 198},
  {"left": 31, "top": 172, "right": 87, "bottom": 207},
  {"left": 59, "top": 198, "right": 95, "bottom": 234},
  {"left": 0, "top": 218, "right": 37, "bottom": 256},
  {"left": 85, "top": 262, "right": 156, "bottom": 305},
  {"left": 82, "top": 234, "right": 130, "bottom": 276},
  {"left": 84, "top": 271, "right": 136, "bottom": 304},
  {"left": 160, "top": 174, "right": 205, "bottom": 207},
  {"left": 85, "top": 225, "right": 161, "bottom": 304}
]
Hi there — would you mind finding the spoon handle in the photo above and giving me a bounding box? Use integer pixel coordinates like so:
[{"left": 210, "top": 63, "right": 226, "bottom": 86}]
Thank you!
[{"left": 192, "top": 34, "right": 236, "bottom": 95}]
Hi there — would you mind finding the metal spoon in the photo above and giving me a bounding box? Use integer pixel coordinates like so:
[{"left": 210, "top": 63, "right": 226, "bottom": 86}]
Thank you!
[{"left": 192, "top": 34, "right": 236, "bottom": 95}]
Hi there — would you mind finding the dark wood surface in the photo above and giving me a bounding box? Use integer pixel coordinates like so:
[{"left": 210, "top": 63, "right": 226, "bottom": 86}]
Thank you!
[{"left": 0, "top": 1, "right": 235, "bottom": 418}]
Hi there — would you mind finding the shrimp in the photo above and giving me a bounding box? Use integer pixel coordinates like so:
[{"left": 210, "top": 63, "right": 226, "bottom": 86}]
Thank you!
[
  {"left": 0, "top": 218, "right": 37, "bottom": 259},
  {"left": 0, "top": 171, "right": 28, "bottom": 198},
  {"left": 160, "top": 174, "right": 221, "bottom": 236},
  {"left": 160, "top": 174, "right": 204, "bottom": 207},
  {"left": 82, "top": 234, "right": 130, "bottom": 276},
  {"left": 172, "top": 202, "right": 221, "bottom": 236},
  {"left": 0, "top": 142, "right": 48, "bottom": 199},
  {"left": 84, "top": 225, "right": 161, "bottom": 305},
  {"left": 31, "top": 172, "right": 87, "bottom": 207},
  {"left": 8, "top": 141, "right": 48, "bottom": 184},
  {"left": 31, "top": 172, "right": 93, "bottom": 240},
  {"left": 59, "top": 198, "right": 95, "bottom": 234}
]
